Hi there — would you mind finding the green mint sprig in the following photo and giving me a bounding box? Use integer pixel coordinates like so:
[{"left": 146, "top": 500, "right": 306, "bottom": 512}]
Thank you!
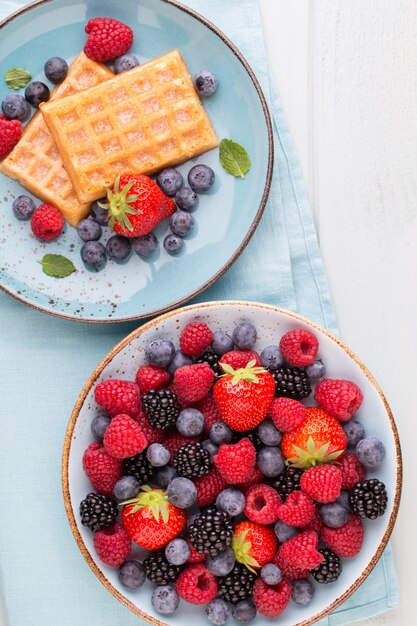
[
  {"left": 38, "top": 254, "right": 76, "bottom": 278},
  {"left": 219, "top": 138, "right": 251, "bottom": 178}
]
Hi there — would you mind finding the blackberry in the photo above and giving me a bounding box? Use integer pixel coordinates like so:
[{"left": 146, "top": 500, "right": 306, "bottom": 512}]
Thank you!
[
  {"left": 79, "top": 493, "right": 118, "bottom": 532},
  {"left": 172, "top": 442, "right": 211, "bottom": 478},
  {"left": 231, "top": 429, "right": 263, "bottom": 452},
  {"left": 311, "top": 549, "right": 342, "bottom": 584},
  {"left": 188, "top": 506, "right": 233, "bottom": 557},
  {"left": 195, "top": 351, "right": 222, "bottom": 378},
  {"left": 218, "top": 563, "right": 257, "bottom": 604},
  {"left": 349, "top": 479, "right": 388, "bottom": 519},
  {"left": 271, "top": 467, "right": 302, "bottom": 500},
  {"left": 142, "top": 389, "right": 180, "bottom": 430},
  {"left": 272, "top": 365, "right": 311, "bottom": 400},
  {"left": 143, "top": 550, "right": 184, "bottom": 585},
  {"left": 123, "top": 451, "right": 155, "bottom": 484}
]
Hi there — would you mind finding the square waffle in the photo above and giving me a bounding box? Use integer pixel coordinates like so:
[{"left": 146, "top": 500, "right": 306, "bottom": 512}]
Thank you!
[
  {"left": 0, "top": 52, "right": 113, "bottom": 226},
  {"left": 40, "top": 49, "right": 219, "bottom": 204}
]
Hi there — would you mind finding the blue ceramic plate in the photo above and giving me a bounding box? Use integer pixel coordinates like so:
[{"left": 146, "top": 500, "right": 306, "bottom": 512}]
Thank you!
[{"left": 0, "top": 0, "right": 273, "bottom": 322}]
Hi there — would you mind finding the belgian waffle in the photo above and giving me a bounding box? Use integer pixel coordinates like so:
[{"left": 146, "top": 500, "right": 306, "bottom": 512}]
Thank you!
[
  {"left": 0, "top": 52, "right": 113, "bottom": 226},
  {"left": 40, "top": 49, "right": 219, "bottom": 204}
]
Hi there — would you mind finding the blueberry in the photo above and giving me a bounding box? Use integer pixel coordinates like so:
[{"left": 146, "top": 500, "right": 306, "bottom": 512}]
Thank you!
[
  {"left": 113, "top": 476, "right": 140, "bottom": 501},
  {"left": 194, "top": 70, "right": 218, "bottom": 97},
  {"left": 232, "top": 322, "right": 257, "bottom": 350},
  {"left": 151, "top": 584, "right": 180, "bottom": 614},
  {"left": 169, "top": 210, "right": 194, "bottom": 237},
  {"left": 155, "top": 465, "right": 177, "bottom": 488},
  {"left": 157, "top": 168, "right": 183, "bottom": 196},
  {"left": 205, "top": 598, "right": 230, "bottom": 625},
  {"left": 257, "top": 446, "right": 285, "bottom": 477},
  {"left": 260, "top": 345, "right": 283, "bottom": 370},
  {"left": 165, "top": 538, "right": 190, "bottom": 565},
  {"left": 106, "top": 234, "right": 132, "bottom": 261},
  {"left": 257, "top": 420, "right": 282, "bottom": 446},
  {"left": 44, "top": 57, "right": 68, "bottom": 83},
  {"left": 113, "top": 54, "right": 140, "bottom": 74},
  {"left": 145, "top": 339, "right": 175, "bottom": 368},
  {"left": 77, "top": 218, "right": 102, "bottom": 242},
  {"left": 274, "top": 520, "right": 298, "bottom": 543},
  {"left": 168, "top": 350, "right": 193, "bottom": 375},
  {"left": 118, "top": 560, "right": 145, "bottom": 589},
  {"left": 2, "top": 94, "right": 29, "bottom": 121},
  {"left": 355, "top": 437, "right": 385, "bottom": 468},
  {"left": 175, "top": 187, "right": 198, "bottom": 210},
  {"left": 260, "top": 563, "right": 282, "bottom": 585},
  {"left": 306, "top": 358, "right": 326, "bottom": 383},
  {"left": 176, "top": 408, "right": 205, "bottom": 436},
  {"left": 167, "top": 476, "right": 197, "bottom": 508},
  {"left": 80, "top": 241, "right": 107, "bottom": 271},
  {"left": 146, "top": 443, "right": 170, "bottom": 467},
  {"left": 211, "top": 331, "right": 234, "bottom": 356},
  {"left": 336, "top": 490, "right": 351, "bottom": 510},
  {"left": 231, "top": 600, "right": 257, "bottom": 624},
  {"left": 131, "top": 233, "right": 158, "bottom": 257},
  {"left": 320, "top": 502, "right": 350, "bottom": 528},
  {"left": 202, "top": 439, "right": 219, "bottom": 459},
  {"left": 90, "top": 200, "right": 109, "bottom": 225},
  {"left": 188, "top": 164, "right": 215, "bottom": 192},
  {"left": 12, "top": 195, "right": 35, "bottom": 220},
  {"left": 291, "top": 579, "right": 315, "bottom": 606},
  {"left": 216, "top": 488, "right": 246, "bottom": 517},
  {"left": 209, "top": 421, "right": 233, "bottom": 445},
  {"left": 206, "top": 547, "right": 235, "bottom": 577},
  {"left": 25, "top": 81, "right": 50, "bottom": 107},
  {"left": 164, "top": 233, "right": 184, "bottom": 255},
  {"left": 90, "top": 414, "right": 111, "bottom": 441},
  {"left": 343, "top": 419, "right": 365, "bottom": 448}
]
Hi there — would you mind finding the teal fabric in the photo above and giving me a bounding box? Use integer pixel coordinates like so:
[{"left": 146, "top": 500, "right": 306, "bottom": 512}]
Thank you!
[{"left": 0, "top": 1, "right": 399, "bottom": 625}]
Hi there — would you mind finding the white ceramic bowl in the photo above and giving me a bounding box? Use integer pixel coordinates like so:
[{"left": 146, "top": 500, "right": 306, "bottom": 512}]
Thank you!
[{"left": 62, "top": 301, "right": 402, "bottom": 626}]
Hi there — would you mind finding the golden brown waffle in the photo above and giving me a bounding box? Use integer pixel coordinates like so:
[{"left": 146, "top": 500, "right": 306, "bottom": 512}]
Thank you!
[
  {"left": 40, "top": 49, "right": 219, "bottom": 204},
  {"left": 0, "top": 52, "right": 113, "bottom": 226}
]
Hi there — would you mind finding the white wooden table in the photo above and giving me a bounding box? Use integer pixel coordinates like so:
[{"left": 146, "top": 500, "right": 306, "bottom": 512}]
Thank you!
[{"left": 0, "top": 1, "right": 415, "bottom": 624}]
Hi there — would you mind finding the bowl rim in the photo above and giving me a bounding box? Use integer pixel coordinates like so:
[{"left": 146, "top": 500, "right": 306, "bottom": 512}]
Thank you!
[
  {"left": 62, "top": 299, "right": 402, "bottom": 626},
  {"left": 0, "top": 0, "right": 274, "bottom": 324}
]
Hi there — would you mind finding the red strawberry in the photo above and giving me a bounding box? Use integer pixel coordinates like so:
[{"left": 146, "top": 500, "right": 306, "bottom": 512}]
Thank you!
[
  {"left": 213, "top": 361, "right": 275, "bottom": 432},
  {"left": 219, "top": 350, "right": 261, "bottom": 369},
  {"left": 314, "top": 379, "right": 363, "bottom": 422},
  {"left": 279, "top": 328, "right": 318, "bottom": 367},
  {"left": 173, "top": 363, "right": 214, "bottom": 404},
  {"left": 277, "top": 490, "right": 315, "bottom": 527},
  {"left": 233, "top": 521, "right": 277, "bottom": 570},
  {"left": 176, "top": 564, "right": 218, "bottom": 604},
  {"left": 104, "top": 174, "right": 175, "bottom": 238},
  {"left": 274, "top": 552, "right": 309, "bottom": 581},
  {"left": 0, "top": 114, "right": 22, "bottom": 158},
  {"left": 193, "top": 467, "right": 227, "bottom": 507},
  {"left": 135, "top": 364, "right": 171, "bottom": 394},
  {"left": 244, "top": 484, "right": 281, "bottom": 524},
  {"left": 93, "top": 523, "right": 131, "bottom": 567},
  {"left": 179, "top": 322, "right": 214, "bottom": 356},
  {"left": 253, "top": 578, "right": 292, "bottom": 618},
  {"left": 82, "top": 442, "right": 122, "bottom": 495},
  {"left": 84, "top": 17, "right": 133, "bottom": 62},
  {"left": 339, "top": 452, "right": 366, "bottom": 490},
  {"left": 31, "top": 203, "right": 64, "bottom": 241},
  {"left": 121, "top": 486, "right": 187, "bottom": 550},
  {"left": 196, "top": 392, "right": 222, "bottom": 434},
  {"left": 103, "top": 413, "right": 148, "bottom": 458},
  {"left": 213, "top": 438, "right": 256, "bottom": 484},
  {"left": 300, "top": 464, "right": 342, "bottom": 503},
  {"left": 94, "top": 379, "right": 141, "bottom": 418},
  {"left": 278, "top": 530, "right": 323, "bottom": 570},
  {"left": 321, "top": 514, "right": 364, "bottom": 557},
  {"left": 270, "top": 397, "right": 306, "bottom": 433}
]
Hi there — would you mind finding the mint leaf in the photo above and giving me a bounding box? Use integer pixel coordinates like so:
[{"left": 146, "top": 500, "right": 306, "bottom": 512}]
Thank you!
[
  {"left": 219, "top": 138, "right": 251, "bottom": 178},
  {"left": 5, "top": 67, "right": 32, "bottom": 90},
  {"left": 38, "top": 254, "right": 76, "bottom": 278}
]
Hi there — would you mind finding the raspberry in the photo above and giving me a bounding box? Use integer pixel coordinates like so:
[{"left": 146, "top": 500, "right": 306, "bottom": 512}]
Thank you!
[
  {"left": 173, "top": 363, "right": 214, "bottom": 404},
  {"left": 103, "top": 413, "right": 148, "bottom": 458},
  {"left": 187, "top": 541, "right": 206, "bottom": 563},
  {"left": 277, "top": 490, "right": 315, "bottom": 527},
  {"left": 237, "top": 465, "right": 264, "bottom": 494},
  {"left": 0, "top": 114, "right": 22, "bottom": 158},
  {"left": 314, "top": 379, "right": 363, "bottom": 422},
  {"left": 82, "top": 442, "right": 122, "bottom": 495},
  {"left": 84, "top": 17, "right": 133, "bottom": 62},
  {"left": 253, "top": 578, "right": 292, "bottom": 618},
  {"left": 31, "top": 203, "right": 64, "bottom": 241},
  {"left": 163, "top": 432, "right": 200, "bottom": 457},
  {"left": 300, "top": 465, "right": 342, "bottom": 503},
  {"left": 244, "top": 484, "right": 282, "bottom": 524},
  {"left": 193, "top": 467, "right": 227, "bottom": 507},
  {"left": 278, "top": 530, "right": 323, "bottom": 570},
  {"left": 213, "top": 438, "right": 256, "bottom": 484},
  {"left": 196, "top": 393, "right": 222, "bottom": 434},
  {"left": 303, "top": 506, "right": 323, "bottom": 535},
  {"left": 179, "top": 322, "right": 214, "bottom": 356},
  {"left": 94, "top": 379, "right": 141, "bottom": 418},
  {"left": 279, "top": 329, "right": 318, "bottom": 367},
  {"left": 274, "top": 552, "right": 309, "bottom": 580},
  {"left": 135, "top": 364, "right": 171, "bottom": 394},
  {"left": 270, "top": 397, "right": 306, "bottom": 432},
  {"left": 219, "top": 350, "right": 261, "bottom": 370},
  {"left": 339, "top": 452, "right": 366, "bottom": 490},
  {"left": 133, "top": 407, "right": 165, "bottom": 445},
  {"left": 176, "top": 564, "right": 218, "bottom": 604},
  {"left": 93, "top": 523, "right": 131, "bottom": 567},
  {"left": 321, "top": 514, "right": 364, "bottom": 557}
]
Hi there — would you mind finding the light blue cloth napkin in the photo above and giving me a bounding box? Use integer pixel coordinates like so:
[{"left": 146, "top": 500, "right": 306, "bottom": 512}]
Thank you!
[{"left": 0, "top": 1, "right": 399, "bottom": 625}]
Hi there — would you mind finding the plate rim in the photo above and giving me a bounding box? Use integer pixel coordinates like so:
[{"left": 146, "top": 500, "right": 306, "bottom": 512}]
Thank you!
[
  {"left": 0, "top": 0, "right": 274, "bottom": 323},
  {"left": 62, "top": 299, "right": 402, "bottom": 626}
]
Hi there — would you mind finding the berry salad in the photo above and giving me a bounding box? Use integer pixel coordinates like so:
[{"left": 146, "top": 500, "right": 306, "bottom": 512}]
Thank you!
[{"left": 79, "top": 321, "right": 389, "bottom": 623}]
